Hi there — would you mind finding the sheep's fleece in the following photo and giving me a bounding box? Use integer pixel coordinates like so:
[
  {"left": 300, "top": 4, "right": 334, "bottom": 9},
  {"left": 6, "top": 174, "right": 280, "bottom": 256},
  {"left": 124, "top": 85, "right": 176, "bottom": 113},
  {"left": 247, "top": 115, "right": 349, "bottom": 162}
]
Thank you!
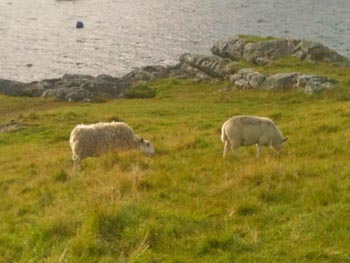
[
  {"left": 70, "top": 122, "right": 154, "bottom": 167},
  {"left": 221, "top": 115, "right": 287, "bottom": 157}
]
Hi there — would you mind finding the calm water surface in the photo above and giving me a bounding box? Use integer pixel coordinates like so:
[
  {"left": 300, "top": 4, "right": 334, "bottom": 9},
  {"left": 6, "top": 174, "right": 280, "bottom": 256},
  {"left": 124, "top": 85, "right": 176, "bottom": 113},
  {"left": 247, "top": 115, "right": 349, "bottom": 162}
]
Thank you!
[{"left": 1, "top": 0, "right": 350, "bottom": 82}]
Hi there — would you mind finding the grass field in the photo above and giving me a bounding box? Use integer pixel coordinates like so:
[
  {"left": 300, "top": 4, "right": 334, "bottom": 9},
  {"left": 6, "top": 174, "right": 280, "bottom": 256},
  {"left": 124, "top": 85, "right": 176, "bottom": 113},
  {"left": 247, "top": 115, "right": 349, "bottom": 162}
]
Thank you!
[{"left": 1, "top": 62, "right": 350, "bottom": 262}]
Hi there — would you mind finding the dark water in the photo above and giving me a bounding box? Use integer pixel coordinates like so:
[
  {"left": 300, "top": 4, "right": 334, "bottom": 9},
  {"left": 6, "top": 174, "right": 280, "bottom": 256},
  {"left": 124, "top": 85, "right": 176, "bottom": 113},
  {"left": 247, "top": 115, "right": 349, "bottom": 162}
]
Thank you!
[{"left": 1, "top": 0, "right": 350, "bottom": 82}]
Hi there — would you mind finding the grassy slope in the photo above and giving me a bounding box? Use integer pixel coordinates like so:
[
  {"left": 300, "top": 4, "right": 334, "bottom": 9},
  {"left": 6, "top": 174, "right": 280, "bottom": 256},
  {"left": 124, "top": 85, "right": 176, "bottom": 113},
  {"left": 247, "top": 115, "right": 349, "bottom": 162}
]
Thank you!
[{"left": 1, "top": 65, "right": 350, "bottom": 262}]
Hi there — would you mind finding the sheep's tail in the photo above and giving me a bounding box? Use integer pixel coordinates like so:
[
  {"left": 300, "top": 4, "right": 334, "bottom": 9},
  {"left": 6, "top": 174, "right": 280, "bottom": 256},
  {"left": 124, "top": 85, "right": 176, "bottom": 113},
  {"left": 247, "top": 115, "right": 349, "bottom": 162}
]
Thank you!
[{"left": 221, "top": 123, "right": 227, "bottom": 143}]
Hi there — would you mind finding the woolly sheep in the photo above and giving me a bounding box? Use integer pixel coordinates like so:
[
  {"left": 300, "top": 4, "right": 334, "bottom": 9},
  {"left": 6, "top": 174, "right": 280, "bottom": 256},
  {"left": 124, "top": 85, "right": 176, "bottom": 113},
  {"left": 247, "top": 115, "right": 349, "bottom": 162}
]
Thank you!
[
  {"left": 70, "top": 122, "right": 155, "bottom": 169},
  {"left": 221, "top": 115, "right": 288, "bottom": 157}
]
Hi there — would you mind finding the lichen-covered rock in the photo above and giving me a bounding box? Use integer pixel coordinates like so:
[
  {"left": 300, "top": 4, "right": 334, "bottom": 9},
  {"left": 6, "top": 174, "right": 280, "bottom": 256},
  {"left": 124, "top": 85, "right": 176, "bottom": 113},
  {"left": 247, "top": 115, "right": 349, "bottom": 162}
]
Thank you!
[
  {"left": 122, "top": 65, "right": 170, "bottom": 82},
  {"left": 87, "top": 74, "right": 129, "bottom": 98},
  {"left": 243, "top": 39, "right": 299, "bottom": 64},
  {"left": 0, "top": 79, "right": 28, "bottom": 96},
  {"left": 261, "top": 72, "right": 299, "bottom": 90},
  {"left": 297, "top": 74, "right": 338, "bottom": 94},
  {"left": 229, "top": 69, "right": 266, "bottom": 89},
  {"left": 41, "top": 87, "right": 93, "bottom": 102},
  {"left": 169, "top": 63, "right": 213, "bottom": 80},
  {"left": 231, "top": 69, "right": 338, "bottom": 93},
  {"left": 294, "top": 40, "right": 349, "bottom": 65},
  {"left": 0, "top": 74, "right": 130, "bottom": 101},
  {"left": 212, "top": 35, "right": 349, "bottom": 65},
  {"left": 179, "top": 53, "right": 240, "bottom": 79},
  {"left": 211, "top": 36, "right": 246, "bottom": 61}
]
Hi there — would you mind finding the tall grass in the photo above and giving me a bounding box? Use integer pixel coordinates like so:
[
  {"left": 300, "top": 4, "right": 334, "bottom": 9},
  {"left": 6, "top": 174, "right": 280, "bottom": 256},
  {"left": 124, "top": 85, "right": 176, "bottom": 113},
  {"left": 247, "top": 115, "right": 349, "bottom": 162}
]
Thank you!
[{"left": 0, "top": 75, "right": 350, "bottom": 262}]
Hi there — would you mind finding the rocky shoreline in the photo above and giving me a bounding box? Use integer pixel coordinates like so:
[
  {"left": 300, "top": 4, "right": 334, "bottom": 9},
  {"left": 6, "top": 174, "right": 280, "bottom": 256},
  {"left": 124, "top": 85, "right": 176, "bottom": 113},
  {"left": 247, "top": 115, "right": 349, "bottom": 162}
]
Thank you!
[{"left": 0, "top": 35, "right": 348, "bottom": 101}]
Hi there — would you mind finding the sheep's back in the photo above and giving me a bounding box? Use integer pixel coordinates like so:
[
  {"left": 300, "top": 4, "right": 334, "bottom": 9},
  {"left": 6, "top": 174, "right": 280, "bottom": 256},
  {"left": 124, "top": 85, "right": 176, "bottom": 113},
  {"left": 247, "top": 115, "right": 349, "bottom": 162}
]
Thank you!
[
  {"left": 71, "top": 122, "right": 138, "bottom": 158},
  {"left": 224, "top": 116, "right": 279, "bottom": 145}
]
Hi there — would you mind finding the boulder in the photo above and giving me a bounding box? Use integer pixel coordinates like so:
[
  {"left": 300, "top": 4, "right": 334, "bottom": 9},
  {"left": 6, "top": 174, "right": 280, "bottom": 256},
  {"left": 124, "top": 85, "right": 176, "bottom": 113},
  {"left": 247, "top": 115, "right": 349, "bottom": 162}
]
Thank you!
[
  {"left": 168, "top": 63, "right": 213, "bottom": 80},
  {"left": 294, "top": 40, "right": 349, "bottom": 65},
  {"left": 0, "top": 74, "right": 130, "bottom": 101},
  {"left": 210, "top": 36, "right": 246, "bottom": 61},
  {"left": 230, "top": 69, "right": 266, "bottom": 89},
  {"left": 243, "top": 39, "right": 299, "bottom": 64},
  {"left": 0, "top": 79, "right": 28, "bottom": 96},
  {"left": 297, "top": 74, "right": 338, "bottom": 94},
  {"left": 87, "top": 74, "right": 129, "bottom": 98},
  {"left": 41, "top": 87, "right": 93, "bottom": 102},
  {"left": 179, "top": 53, "right": 239, "bottom": 79},
  {"left": 230, "top": 68, "right": 338, "bottom": 93},
  {"left": 122, "top": 65, "right": 170, "bottom": 82},
  {"left": 261, "top": 72, "right": 299, "bottom": 90}
]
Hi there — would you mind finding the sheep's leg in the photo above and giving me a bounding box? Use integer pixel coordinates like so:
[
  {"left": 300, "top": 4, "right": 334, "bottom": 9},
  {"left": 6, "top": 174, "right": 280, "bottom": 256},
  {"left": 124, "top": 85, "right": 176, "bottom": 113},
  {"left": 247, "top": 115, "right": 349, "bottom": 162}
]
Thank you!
[
  {"left": 256, "top": 144, "right": 262, "bottom": 158},
  {"left": 231, "top": 144, "right": 240, "bottom": 157},
  {"left": 223, "top": 141, "right": 231, "bottom": 157},
  {"left": 73, "top": 157, "right": 81, "bottom": 172},
  {"left": 232, "top": 146, "right": 239, "bottom": 157}
]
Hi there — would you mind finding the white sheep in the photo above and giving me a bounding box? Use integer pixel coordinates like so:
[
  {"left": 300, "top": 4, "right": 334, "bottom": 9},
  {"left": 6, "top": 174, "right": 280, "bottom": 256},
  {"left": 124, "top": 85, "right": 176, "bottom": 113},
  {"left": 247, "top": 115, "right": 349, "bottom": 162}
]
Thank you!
[
  {"left": 221, "top": 115, "right": 288, "bottom": 157},
  {"left": 70, "top": 122, "right": 155, "bottom": 169}
]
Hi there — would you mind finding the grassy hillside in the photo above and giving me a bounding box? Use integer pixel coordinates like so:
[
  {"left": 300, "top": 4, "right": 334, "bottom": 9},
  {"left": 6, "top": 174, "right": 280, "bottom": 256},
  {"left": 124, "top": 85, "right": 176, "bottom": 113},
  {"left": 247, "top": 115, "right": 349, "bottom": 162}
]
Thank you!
[{"left": 1, "top": 76, "right": 350, "bottom": 262}]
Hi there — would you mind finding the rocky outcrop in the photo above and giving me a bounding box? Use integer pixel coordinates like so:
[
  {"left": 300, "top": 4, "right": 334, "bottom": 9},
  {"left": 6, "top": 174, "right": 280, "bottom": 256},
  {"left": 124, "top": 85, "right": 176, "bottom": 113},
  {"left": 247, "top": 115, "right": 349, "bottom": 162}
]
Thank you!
[
  {"left": 0, "top": 79, "right": 29, "bottom": 96},
  {"left": 297, "top": 74, "right": 338, "bottom": 94},
  {"left": 0, "top": 74, "right": 130, "bottom": 102},
  {"left": 243, "top": 39, "right": 300, "bottom": 64},
  {"left": 0, "top": 35, "right": 347, "bottom": 100},
  {"left": 211, "top": 35, "right": 349, "bottom": 65},
  {"left": 179, "top": 53, "right": 240, "bottom": 79},
  {"left": 230, "top": 68, "right": 338, "bottom": 94},
  {"left": 210, "top": 36, "right": 247, "bottom": 61},
  {"left": 295, "top": 40, "right": 349, "bottom": 64},
  {"left": 122, "top": 65, "right": 171, "bottom": 82},
  {"left": 229, "top": 68, "right": 267, "bottom": 89}
]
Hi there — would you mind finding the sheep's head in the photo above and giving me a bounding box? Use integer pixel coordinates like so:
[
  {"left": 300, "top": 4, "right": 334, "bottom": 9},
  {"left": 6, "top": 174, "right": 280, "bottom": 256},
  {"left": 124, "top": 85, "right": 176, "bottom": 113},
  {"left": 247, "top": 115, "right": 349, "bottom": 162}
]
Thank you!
[
  {"left": 273, "top": 137, "right": 288, "bottom": 151},
  {"left": 140, "top": 137, "right": 155, "bottom": 155}
]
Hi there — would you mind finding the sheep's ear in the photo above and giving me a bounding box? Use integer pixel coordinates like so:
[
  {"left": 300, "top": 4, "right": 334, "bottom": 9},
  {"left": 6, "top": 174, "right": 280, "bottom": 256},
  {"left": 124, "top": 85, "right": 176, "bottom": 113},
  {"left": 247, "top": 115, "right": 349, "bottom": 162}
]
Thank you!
[
  {"left": 140, "top": 137, "right": 144, "bottom": 143},
  {"left": 283, "top": 137, "right": 288, "bottom": 142}
]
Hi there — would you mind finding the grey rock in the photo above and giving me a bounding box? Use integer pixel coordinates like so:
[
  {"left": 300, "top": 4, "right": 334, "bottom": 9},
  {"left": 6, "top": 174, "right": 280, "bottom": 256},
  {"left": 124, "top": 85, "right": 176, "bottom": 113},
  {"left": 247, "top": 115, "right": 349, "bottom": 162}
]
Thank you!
[
  {"left": 294, "top": 40, "right": 349, "bottom": 65},
  {"left": 89, "top": 74, "right": 129, "bottom": 98},
  {"left": 41, "top": 87, "right": 93, "bottom": 102},
  {"left": 262, "top": 72, "right": 299, "bottom": 90},
  {"left": 231, "top": 68, "right": 338, "bottom": 93},
  {"left": 0, "top": 79, "right": 27, "bottom": 96},
  {"left": 179, "top": 53, "right": 239, "bottom": 79},
  {"left": 211, "top": 35, "right": 349, "bottom": 65},
  {"left": 230, "top": 69, "right": 267, "bottom": 89},
  {"left": 169, "top": 63, "right": 213, "bottom": 80},
  {"left": 60, "top": 74, "right": 95, "bottom": 87},
  {"left": 122, "top": 65, "right": 170, "bottom": 82},
  {"left": 0, "top": 73, "right": 130, "bottom": 101},
  {"left": 211, "top": 36, "right": 246, "bottom": 60},
  {"left": 297, "top": 74, "right": 338, "bottom": 94},
  {"left": 243, "top": 39, "right": 299, "bottom": 64}
]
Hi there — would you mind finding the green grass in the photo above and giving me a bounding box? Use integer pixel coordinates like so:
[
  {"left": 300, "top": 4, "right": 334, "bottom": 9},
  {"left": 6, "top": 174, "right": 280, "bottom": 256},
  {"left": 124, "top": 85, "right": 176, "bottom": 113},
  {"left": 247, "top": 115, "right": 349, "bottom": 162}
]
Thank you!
[
  {"left": 1, "top": 75, "right": 350, "bottom": 262},
  {"left": 253, "top": 56, "right": 350, "bottom": 80},
  {"left": 238, "top": 34, "right": 278, "bottom": 43},
  {"left": 125, "top": 84, "right": 157, "bottom": 99}
]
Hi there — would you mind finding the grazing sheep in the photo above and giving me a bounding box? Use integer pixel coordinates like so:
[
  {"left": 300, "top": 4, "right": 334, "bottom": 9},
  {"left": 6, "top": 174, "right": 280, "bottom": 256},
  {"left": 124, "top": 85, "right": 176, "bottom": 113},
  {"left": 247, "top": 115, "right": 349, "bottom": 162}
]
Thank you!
[
  {"left": 70, "top": 122, "right": 155, "bottom": 169},
  {"left": 221, "top": 115, "right": 288, "bottom": 157}
]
